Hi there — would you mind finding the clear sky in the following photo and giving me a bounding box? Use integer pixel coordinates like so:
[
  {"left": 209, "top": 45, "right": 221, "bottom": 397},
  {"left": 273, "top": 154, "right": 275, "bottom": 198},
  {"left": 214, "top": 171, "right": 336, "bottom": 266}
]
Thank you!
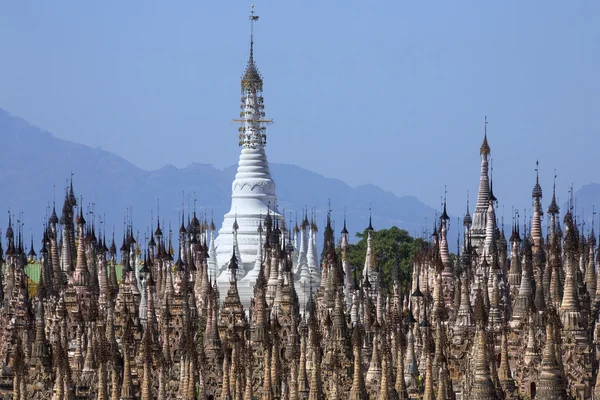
[{"left": 0, "top": 1, "right": 598, "bottom": 217}]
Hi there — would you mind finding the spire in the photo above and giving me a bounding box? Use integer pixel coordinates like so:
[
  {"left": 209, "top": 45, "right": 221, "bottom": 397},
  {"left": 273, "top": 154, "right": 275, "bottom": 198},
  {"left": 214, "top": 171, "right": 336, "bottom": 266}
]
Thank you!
[
  {"left": 548, "top": 171, "right": 560, "bottom": 215},
  {"left": 217, "top": 5, "right": 280, "bottom": 279},
  {"left": 469, "top": 326, "right": 498, "bottom": 399},
  {"left": 179, "top": 208, "right": 186, "bottom": 234},
  {"left": 534, "top": 244, "right": 547, "bottom": 313},
  {"left": 69, "top": 173, "right": 77, "bottom": 206},
  {"left": 536, "top": 309, "right": 567, "bottom": 398},
  {"left": 559, "top": 214, "right": 582, "bottom": 330},
  {"left": 349, "top": 326, "right": 367, "bottom": 399},
  {"left": 403, "top": 323, "right": 419, "bottom": 392},
  {"left": 532, "top": 160, "right": 543, "bottom": 198},
  {"left": 523, "top": 315, "right": 540, "bottom": 365},
  {"left": 363, "top": 219, "right": 376, "bottom": 293},
  {"left": 472, "top": 117, "right": 491, "bottom": 248},
  {"left": 511, "top": 235, "right": 533, "bottom": 325},
  {"left": 241, "top": 5, "right": 263, "bottom": 93},
  {"left": 395, "top": 337, "right": 408, "bottom": 400},
  {"left": 73, "top": 216, "right": 90, "bottom": 287},
  {"left": 480, "top": 115, "right": 490, "bottom": 156},
  {"left": 489, "top": 175, "right": 497, "bottom": 203},
  {"left": 155, "top": 218, "right": 163, "bottom": 238},
  {"left": 482, "top": 191, "right": 497, "bottom": 259},
  {"left": 229, "top": 250, "right": 238, "bottom": 276},
  {"left": 6, "top": 212, "right": 13, "bottom": 240},
  {"left": 120, "top": 308, "right": 135, "bottom": 400},
  {"left": 440, "top": 189, "right": 449, "bottom": 221},
  {"left": 454, "top": 272, "right": 473, "bottom": 332},
  {"left": 49, "top": 203, "right": 59, "bottom": 225},
  {"left": 531, "top": 161, "right": 544, "bottom": 252},
  {"left": 140, "top": 316, "right": 154, "bottom": 400},
  {"left": 31, "top": 294, "right": 51, "bottom": 369},
  {"left": 365, "top": 325, "right": 382, "bottom": 391},
  {"left": 463, "top": 194, "right": 472, "bottom": 227},
  {"left": 498, "top": 329, "right": 517, "bottom": 395},
  {"left": 585, "top": 232, "right": 596, "bottom": 300},
  {"left": 28, "top": 233, "right": 36, "bottom": 260},
  {"left": 341, "top": 214, "right": 348, "bottom": 235},
  {"left": 76, "top": 200, "right": 86, "bottom": 225},
  {"left": 422, "top": 328, "right": 434, "bottom": 400}
]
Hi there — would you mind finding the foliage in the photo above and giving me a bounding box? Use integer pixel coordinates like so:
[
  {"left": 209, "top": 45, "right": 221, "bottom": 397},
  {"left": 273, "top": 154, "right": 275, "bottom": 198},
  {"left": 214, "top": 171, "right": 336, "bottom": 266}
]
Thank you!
[{"left": 343, "top": 226, "right": 424, "bottom": 295}]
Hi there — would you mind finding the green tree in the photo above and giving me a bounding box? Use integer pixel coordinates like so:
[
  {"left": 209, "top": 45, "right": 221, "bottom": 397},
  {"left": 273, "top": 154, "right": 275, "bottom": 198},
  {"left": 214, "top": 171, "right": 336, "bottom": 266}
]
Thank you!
[{"left": 343, "top": 226, "right": 424, "bottom": 295}]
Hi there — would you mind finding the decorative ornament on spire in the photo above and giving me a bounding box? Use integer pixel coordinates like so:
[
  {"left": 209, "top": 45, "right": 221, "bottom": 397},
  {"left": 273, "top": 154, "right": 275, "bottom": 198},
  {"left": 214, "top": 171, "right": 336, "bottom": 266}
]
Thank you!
[
  {"left": 341, "top": 209, "right": 348, "bottom": 235},
  {"left": 480, "top": 116, "right": 490, "bottom": 156},
  {"left": 233, "top": 5, "right": 273, "bottom": 149},
  {"left": 367, "top": 206, "right": 374, "bottom": 232},
  {"left": 532, "top": 160, "right": 543, "bottom": 199},
  {"left": 463, "top": 192, "right": 472, "bottom": 227},
  {"left": 441, "top": 186, "right": 450, "bottom": 221},
  {"left": 548, "top": 170, "right": 559, "bottom": 215},
  {"left": 241, "top": 5, "right": 263, "bottom": 93},
  {"left": 489, "top": 160, "right": 497, "bottom": 203}
]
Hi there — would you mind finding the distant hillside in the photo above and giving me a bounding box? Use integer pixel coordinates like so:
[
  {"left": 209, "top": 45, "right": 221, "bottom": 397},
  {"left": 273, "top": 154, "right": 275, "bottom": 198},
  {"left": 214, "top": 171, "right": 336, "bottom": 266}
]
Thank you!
[
  {"left": 565, "top": 183, "right": 600, "bottom": 227},
  {"left": 0, "top": 108, "right": 438, "bottom": 247}
]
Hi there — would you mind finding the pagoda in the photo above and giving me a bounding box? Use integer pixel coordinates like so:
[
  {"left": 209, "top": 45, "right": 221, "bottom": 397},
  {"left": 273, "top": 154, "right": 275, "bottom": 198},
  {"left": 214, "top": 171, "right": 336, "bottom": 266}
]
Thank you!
[
  {"left": 471, "top": 117, "right": 492, "bottom": 252},
  {"left": 215, "top": 7, "right": 282, "bottom": 304}
]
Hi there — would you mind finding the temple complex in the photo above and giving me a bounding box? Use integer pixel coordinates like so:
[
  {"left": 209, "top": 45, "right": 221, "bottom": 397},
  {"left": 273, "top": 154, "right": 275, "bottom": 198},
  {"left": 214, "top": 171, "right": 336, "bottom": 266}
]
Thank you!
[{"left": 1, "top": 7, "right": 599, "bottom": 400}]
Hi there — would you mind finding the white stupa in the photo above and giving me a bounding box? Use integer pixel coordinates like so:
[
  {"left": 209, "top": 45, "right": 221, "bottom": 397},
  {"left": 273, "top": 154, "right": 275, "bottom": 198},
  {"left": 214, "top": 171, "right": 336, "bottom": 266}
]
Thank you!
[{"left": 215, "top": 12, "right": 282, "bottom": 305}]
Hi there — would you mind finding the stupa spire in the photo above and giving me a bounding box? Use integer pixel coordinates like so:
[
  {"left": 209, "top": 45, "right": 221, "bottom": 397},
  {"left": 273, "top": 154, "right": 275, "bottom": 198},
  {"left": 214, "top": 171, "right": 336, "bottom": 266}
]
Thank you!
[
  {"left": 242, "top": 5, "right": 262, "bottom": 93},
  {"left": 480, "top": 115, "right": 490, "bottom": 156},
  {"left": 469, "top": 326, "right": 498, "bottom": 399},
  {"left": 536, "top": 309, "right": 567, "bottom": 398},
  {"left": 498, "top": 328, "right": 517, "bottom": 395},
  {"left": 472, "top": 116, "right": 491, "bottom": 249},
  {"left": 548, "top": 171, "right": 559, "bottom": 216},
  {"left": 531, "top": 160, "right": 544, "bottom": 251},
  {"left": 216, "top": 5, "right": 283, "bottom": 304}
]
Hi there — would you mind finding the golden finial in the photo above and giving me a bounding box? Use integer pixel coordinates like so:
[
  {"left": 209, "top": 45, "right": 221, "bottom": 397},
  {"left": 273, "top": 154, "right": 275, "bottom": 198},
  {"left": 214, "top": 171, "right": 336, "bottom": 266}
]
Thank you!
[{"left": 480, "top": 115, "right": 491, "bottom": 156}]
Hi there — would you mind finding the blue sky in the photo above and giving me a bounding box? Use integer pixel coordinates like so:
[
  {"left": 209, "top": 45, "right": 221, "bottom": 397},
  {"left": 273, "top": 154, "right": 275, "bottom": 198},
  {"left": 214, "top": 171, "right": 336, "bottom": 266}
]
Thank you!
[{"left": 0, "top": 1, "right": 598, "bottom": 217}]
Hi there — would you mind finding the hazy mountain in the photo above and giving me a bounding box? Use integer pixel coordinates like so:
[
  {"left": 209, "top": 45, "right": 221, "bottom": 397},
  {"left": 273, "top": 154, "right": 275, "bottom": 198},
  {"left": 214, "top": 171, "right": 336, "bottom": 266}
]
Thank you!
[
  {"left": 0, "top": 107, "right": 439, "bottom": 247},
  {"left": 563, "top": 183, "right": 600, "bottom": 228}
]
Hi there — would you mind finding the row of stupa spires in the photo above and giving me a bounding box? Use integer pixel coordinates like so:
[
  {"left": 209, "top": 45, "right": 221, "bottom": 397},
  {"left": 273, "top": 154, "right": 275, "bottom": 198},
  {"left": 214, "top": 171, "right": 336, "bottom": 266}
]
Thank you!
[
  {"left": 2, "top": 133, "right": 600, "bottom": 399},
  {"left": 0, "top": 176, "right": 372, "bottom": 399}
]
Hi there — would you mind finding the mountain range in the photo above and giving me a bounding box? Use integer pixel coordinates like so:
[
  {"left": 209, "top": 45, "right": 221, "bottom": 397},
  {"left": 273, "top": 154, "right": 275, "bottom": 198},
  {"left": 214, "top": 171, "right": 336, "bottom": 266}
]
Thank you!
[
  {"left": 2, "top": 107, "right": 598, "bottom": 250},
  {"left": 0, "top": 108, "right": 442, "bottom": 247},
  {"left": 562, "top": 183, "right": 600, "bottom": 230}
]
